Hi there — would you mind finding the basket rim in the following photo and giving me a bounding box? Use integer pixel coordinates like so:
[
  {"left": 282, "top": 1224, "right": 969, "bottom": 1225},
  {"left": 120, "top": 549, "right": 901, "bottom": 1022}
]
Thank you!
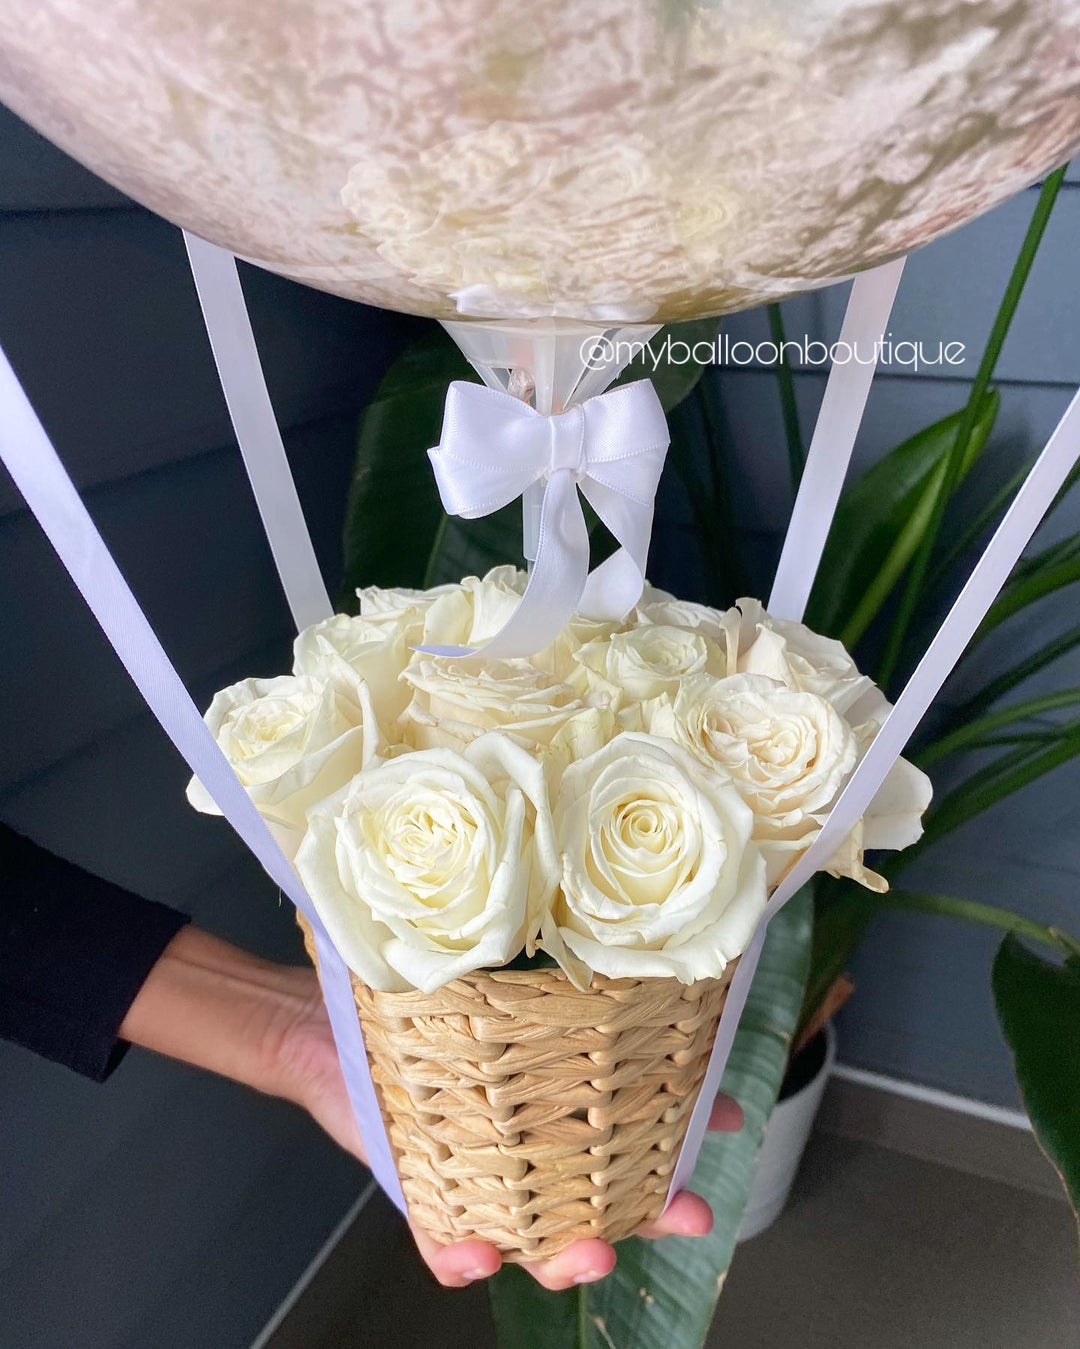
[
  {"left": 296, "top": 913, "right": 737, "bottom": 1003},
  {"left": 354, "top": 955, "right": 739, "bottom": 1010}
]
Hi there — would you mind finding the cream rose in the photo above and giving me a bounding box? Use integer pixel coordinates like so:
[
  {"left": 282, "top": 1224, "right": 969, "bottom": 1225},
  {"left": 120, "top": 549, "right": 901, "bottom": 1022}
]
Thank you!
[
  {"left": 721, "top": 597, "right": 879, "bottom": 720},
  {"left": 295, "top": 732, "right": 558, "bottom": 993},
  {"left": 534, "top": 612, "right": 628, "bottom": 682},
  {"left": 573, "top": 623, "right": 726, "bottom": 703},
  {"left": 634, "top": 588, "right": 732, "bottom": 644},
  {"left": 186, "top": 672, "right": 380, "bottom": 832},
  {"left": 357, "top": 566, "right": 530, "bottom": 652},
  {"left": 653, "top": 673, "right": 858, "bottom": 885},
  {"left": 824, "top": 738, "right": 932, "bottom": 891},
  {"left": 292, "top": 612, "right": 410, "bottom": 728},
  {"left": 357, "top": 580, "right": 473, "bottom": 649},
  {"left": 721, "top": 602, "right": 932, "bottom": 880},
  {"left": 399, "top": 655, "right": 600, "bottom": 754},
  {"left": 460, "top": 564, "right": 626, "bottom": 641},
  {"left": 652, "top": 672, "right": 931, "bottom": 890},
  {"left": 541, "top": 733, "right": 768, "bottom": 984},
  {"left": 460, "top": 565, "right": 527, "bottom": 643}
]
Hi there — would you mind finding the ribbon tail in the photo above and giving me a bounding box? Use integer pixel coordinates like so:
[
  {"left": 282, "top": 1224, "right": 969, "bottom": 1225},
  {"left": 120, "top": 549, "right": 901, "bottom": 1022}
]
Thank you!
[
  {"left": 578, "top": 477, "right": 654, "bottom": 620},
  {"left": 419, "top": 470, "right": 591, "bottom": 659}
]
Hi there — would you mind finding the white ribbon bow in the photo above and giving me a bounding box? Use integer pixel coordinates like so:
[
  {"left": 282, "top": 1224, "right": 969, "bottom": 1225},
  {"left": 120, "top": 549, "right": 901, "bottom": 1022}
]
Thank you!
[{"left": 423, "top": 379, "right": 670, "bottom": 658}]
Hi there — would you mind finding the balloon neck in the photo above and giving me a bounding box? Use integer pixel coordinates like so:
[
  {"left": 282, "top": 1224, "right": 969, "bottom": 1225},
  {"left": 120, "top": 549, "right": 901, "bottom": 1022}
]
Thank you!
[{"left": 441, "top": 318, "right": 661, "bottom": 415}]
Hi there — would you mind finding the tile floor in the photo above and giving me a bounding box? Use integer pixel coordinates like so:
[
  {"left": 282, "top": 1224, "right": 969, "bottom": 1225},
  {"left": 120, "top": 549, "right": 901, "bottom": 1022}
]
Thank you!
[{"left": 710, "top": 1132, "right": 1079, "bottom": 1348}]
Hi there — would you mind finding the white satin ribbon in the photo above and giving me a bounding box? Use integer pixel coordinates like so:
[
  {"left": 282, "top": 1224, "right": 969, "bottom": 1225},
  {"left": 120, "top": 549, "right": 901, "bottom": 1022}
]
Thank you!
[
  {"left": 423, "top": 378, "right": 670, "bottom": 658},
  {"left": 769, "top": 258, "right": 906, "bottom": 621},
  {"left": 183, "top": 233, "right": 333, "bottom": 631}
]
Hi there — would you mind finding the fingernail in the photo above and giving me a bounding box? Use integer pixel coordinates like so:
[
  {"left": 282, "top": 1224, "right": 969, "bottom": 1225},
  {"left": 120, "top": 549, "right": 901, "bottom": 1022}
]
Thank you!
[
  {"left": 462, "top": 1268, "right": 488, "bottom": 1281},
  {"left": 573, "top": 1270, "right": 603, "bottom": 1284}
]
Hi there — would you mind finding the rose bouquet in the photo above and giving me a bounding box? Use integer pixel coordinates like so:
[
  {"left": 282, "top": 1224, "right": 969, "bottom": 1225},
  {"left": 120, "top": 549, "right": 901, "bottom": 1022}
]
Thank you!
[{"left": 187, "top": 566, "right": 930, "bottom": 1257}]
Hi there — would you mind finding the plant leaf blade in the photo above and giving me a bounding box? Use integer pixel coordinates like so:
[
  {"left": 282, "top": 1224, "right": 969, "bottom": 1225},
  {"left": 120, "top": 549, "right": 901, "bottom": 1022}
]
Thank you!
[
  {"left": 805, "top": 392, "right": 998, "bottom": 641},
  {"left": 992, "top": 934, "right": 1080, "bottom": 1230},
  {"left": 341, "top": 329, "right": 477, "bottom": 604},
  {"left": 586, "top": 889, "right": 812, "bottom": 1349}
]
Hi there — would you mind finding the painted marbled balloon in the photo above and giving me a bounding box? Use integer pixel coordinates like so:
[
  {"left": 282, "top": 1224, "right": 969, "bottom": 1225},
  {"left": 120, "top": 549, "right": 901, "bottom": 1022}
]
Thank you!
[{"left": 0, "top": 0, "right": 1077, "bottom": 322}]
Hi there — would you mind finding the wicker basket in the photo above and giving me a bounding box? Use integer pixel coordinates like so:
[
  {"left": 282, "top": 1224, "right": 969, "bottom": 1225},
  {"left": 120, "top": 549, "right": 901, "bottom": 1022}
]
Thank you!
[{"left": 300, "top": 918, "right": 736, "bottom": 1262}]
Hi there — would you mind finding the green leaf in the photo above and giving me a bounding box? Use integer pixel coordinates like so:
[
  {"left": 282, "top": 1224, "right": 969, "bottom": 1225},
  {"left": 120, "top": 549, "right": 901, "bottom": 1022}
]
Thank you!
[
  {"left": 425, "top": 504, "right": 525, "bottom": 588},
  {"left": 340, "top": 328, "right": 477, "bottom": 605},
  {"left": 804, "top": 393, "right": 999, "bottom": 642},
  {"left": 1009, "top": 532, "right": 1080, "bottom": 586},
  {"left": 488, "top": 890, "right": 813, "bottom": 1349},
  {"left": 877, "top": 167, "right": 1067, "bottom": 688},
  {"left": 915, "top": 686, "right": 1080, "bottom": 769},
  {"left": 902, "top": 722, "right": 1080, "bottom": 868},
  {"left": 992, "top": 935, "right": 1080, "bottom": 1231},
  {"left": 973, "top": 537, "right": 1080, "bottom": 643},
  {"left": 799, "top": 875, "right": 875, "bottom": 1039},
  {"left": 664, "top": 387, "right": 746, "bottom": 607},
  {"left": 614, "top": 319, "right": 720, "bottom": 412},
  {"left": 882, "top": 889, "right": 1080, "bottom": 961},
  {"left": 953, "top": 623, "right": 1080, "bottom": 723},
  {"left": 766, "top": 302, "right": 805, "bottom": 491},
  {"left": 925, "top": 454, "right": 1038, "bottom": 596}
]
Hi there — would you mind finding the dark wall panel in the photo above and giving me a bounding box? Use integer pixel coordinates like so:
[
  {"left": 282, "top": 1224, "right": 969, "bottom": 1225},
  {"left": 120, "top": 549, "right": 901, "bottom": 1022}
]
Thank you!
[{"left": 0, "top": 106, "right": 392, "bottom": 1349}]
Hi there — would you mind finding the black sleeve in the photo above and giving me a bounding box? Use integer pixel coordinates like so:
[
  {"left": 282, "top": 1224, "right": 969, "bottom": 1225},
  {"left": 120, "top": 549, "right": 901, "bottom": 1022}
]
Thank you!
[{"left": 0, "top": 822, "right": 190, "bottom": 1081}]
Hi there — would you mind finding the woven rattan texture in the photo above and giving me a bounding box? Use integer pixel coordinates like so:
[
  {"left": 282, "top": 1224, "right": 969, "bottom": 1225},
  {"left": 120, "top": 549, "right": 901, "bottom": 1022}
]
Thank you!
[{"left": 301, "top": 919, "right": 735, "bottom": 1261}]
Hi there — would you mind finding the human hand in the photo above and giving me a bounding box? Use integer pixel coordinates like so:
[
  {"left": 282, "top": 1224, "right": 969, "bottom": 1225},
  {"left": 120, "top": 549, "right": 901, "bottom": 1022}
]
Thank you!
[{"left": 276, "top": 966, "right": 744, "bottom": 1291}]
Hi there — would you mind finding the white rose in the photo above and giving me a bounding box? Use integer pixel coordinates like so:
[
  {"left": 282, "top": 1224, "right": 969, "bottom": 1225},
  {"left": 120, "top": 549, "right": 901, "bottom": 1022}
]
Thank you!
[
  {"left": 723, "top": 601, "right": 931, "bottom": 875},
  {"left": 534, "top": 612, "right": 628, "bottom": 682},
  {"left": 823, "top": 735, "right": 932, "bottom": 891},
  {"left": 721, "top": 597, "right": 880, "bottom": 720},
  {"left": 654, "top": 673, "right": 858, "bottom": 885},
  {"left": 357, "top": 580, "right": 473, "bottom": 649},
  {"left": 357, "top": 581, "right": 460, "bottom": 618},
  {"left": 652, "top": 672, "right": 931, "bottom": 890},
  {"left": 573, "top": 624, "right": 726, "bottom": 703},
  {"left": 634, "top": 589, "right": 732, "bottom": 643},
  {"left": 541, "top": 733, "right": 768, "bottom": 984},
  {"left": 461, "top": 566, "right": 631, "bottom": 685},
  {"left": 460, "top": 565, "right": 527, "bottom": 643},
  {"left": 399, "top": 655, "right": 599, "bottom": 754},
  {"left": 292, "top": 612, "right": 410, "bottom": 728},
  {"left": 186, "top": 672, "right": 380, "bottom": 833},
  {"left": 295, "top": 732, "right": 559, "bottom": 993}
]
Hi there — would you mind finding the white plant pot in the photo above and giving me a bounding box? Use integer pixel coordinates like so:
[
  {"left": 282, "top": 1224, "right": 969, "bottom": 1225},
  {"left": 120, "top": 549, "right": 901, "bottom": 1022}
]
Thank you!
[{"left": 737, "top": 1021, "right": 837, "bottom": 1243}]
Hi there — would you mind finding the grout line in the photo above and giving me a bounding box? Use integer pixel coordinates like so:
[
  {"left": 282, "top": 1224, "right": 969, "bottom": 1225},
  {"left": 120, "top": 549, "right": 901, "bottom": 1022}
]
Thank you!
[
  {"left": 249, "top": 1179, "right": 377, "bottom": 1349},
  {"left": 831, "top": 1062, "right": 1032, "bottom": 1131}
]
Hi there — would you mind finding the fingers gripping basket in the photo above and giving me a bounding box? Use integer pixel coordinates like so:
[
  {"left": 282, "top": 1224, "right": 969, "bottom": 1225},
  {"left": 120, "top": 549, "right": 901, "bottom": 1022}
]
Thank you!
[{"left": 301, "top": 918, "right": 737, "bottom": 1262}]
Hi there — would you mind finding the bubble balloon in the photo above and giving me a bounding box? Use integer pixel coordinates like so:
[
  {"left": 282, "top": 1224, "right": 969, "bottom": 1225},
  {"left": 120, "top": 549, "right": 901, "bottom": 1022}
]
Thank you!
[{"left": 0, "top": 1, "right": 1078, "bottom": 324}]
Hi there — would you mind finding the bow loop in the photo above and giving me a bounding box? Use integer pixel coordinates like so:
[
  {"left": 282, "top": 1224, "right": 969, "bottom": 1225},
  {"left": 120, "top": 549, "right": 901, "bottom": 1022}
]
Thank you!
[{"left": 423, "top": 378, "right": 669, "bottom": 658}]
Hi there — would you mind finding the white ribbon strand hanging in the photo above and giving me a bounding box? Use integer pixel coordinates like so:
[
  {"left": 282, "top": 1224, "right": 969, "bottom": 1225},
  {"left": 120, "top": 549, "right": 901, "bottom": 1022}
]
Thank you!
[
  {"left": 183, "top": 232, "right": 333, "bottom": 631},
  {"left": 769, "top": 257, "right": 906, "bottom": 621},
  {"left": 423, "top": 378, "right": 670, "bottom": 657}
]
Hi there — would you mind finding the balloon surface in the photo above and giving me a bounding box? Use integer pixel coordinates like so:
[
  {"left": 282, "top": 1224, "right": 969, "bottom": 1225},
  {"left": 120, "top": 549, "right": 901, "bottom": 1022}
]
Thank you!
[{"left": 0, "top": 1, "right": 1078, "bottom": 323}]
